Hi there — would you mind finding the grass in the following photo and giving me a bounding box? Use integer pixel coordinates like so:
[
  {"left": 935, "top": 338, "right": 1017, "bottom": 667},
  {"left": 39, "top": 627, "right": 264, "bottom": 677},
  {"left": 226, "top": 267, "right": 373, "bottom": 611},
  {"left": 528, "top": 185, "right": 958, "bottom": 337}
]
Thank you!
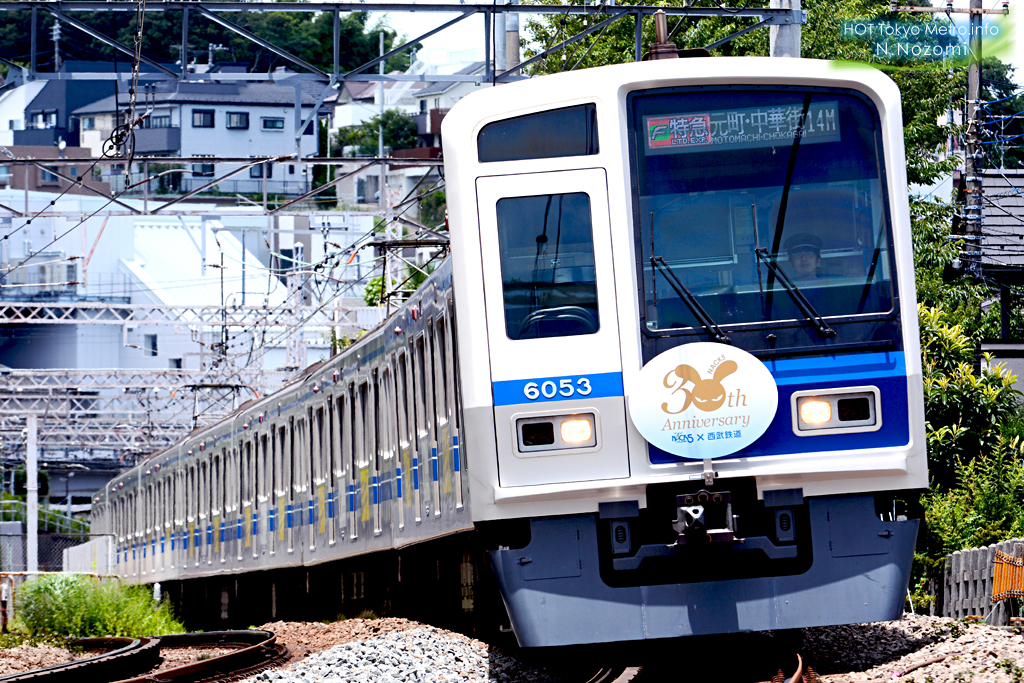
[
  {"left": 355, "top": 610, "right": 378, "bottom": 620},
  {"left": 16, "top": 574, "right": 184, "bottom": 638}
]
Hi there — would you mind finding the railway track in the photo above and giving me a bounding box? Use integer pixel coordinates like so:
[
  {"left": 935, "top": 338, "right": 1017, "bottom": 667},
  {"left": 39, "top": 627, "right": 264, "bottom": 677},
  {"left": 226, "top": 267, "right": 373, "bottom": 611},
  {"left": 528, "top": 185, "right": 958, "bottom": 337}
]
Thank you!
[{"left": 0, "top": 630, "right": 288, "bottom": 683}]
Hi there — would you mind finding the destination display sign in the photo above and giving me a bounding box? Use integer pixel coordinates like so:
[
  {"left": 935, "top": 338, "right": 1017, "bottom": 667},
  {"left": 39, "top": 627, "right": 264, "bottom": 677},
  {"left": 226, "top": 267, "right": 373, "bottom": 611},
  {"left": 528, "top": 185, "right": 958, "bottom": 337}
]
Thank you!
[{"left": 644, "top": 101, "right": 841, "bottom": 155}]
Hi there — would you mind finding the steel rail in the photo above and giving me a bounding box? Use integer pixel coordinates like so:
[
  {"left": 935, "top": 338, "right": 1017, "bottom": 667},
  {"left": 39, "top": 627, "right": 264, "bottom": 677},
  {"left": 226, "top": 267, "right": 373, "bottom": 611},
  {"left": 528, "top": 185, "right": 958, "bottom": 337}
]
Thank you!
[
  {"left": 117, "top": 630, "right": 287, "bottom": 683},
  {"left": 0, "top": 637, "right": 160, "bottom": 683},
  {"left": 0, "top": 630, "right": 286, "bottom": 683}
]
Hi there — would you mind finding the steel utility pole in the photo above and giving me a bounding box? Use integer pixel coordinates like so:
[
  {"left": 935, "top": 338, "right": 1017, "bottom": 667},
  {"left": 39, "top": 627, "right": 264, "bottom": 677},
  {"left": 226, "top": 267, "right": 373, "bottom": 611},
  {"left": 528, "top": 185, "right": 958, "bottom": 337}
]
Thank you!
[
  {"left": 964, "top": 0, "right": 984, "bottom": 264},
  {"left": 769, "top": 0, "right": 801, "bottom": 57},
  {"left": 26, "top": 414, "right": 37, "bottom": 574}
]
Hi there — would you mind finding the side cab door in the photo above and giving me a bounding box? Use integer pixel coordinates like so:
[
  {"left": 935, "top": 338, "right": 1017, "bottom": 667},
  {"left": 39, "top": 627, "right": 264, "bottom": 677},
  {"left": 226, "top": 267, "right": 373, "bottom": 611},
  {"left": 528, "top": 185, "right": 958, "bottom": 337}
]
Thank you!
[{"left": 477, "top": 168, "right": 630, "bottom": 487}]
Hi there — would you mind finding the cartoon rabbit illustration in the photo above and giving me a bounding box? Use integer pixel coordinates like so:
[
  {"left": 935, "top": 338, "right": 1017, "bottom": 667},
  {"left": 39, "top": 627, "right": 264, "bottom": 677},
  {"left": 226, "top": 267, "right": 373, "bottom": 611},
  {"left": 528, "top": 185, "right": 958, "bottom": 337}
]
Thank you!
[{"left": 661, "top": 360, "right": 738, "bottom": 414}]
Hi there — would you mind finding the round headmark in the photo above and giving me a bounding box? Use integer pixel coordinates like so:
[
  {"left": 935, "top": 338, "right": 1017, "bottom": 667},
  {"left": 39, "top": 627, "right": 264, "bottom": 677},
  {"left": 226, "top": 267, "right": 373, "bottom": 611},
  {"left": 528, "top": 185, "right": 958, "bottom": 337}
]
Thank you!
[{"left": 629, "top": 342, "right": 778, "bottom": 459}]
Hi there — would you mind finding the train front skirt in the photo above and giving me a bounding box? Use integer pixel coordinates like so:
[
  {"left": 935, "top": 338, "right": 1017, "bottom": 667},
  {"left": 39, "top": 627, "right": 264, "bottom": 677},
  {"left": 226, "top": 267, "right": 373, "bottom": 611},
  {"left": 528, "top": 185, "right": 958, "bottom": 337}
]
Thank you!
[{"left": 489, "top": 494, "right": 918, "bottom": 647}]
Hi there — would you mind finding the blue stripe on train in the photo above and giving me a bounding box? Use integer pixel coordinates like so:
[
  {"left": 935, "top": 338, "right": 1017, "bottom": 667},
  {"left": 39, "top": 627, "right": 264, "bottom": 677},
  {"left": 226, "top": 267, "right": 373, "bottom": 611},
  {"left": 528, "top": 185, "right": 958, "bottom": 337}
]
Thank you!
[
  {"left": 287, "top": 504, "right": 293, "bottom": 529},
  {"left": 308, "top": 500, "right": 314, "bottom": 525},
  {"left": 649, "top": 351, "right": 912, "bottom": 464},
  {"left": 327, "top": 492, "right": 334, "bottom": 519},
  {"left": 492, "top": 372, "right": 624, "bottom": 406},
  {"left": 413, "top": 458, "right": 419, "bottom": 490},
  {"left": 431, "top": 448, "right": 438, "bottom": 482},
  {"left": 396, "top": 467, "right": 403, "bottom": 499},
  {"left": 453, "top": 436, "right": 460, "bottom": 473},
  {"left": 269, "top": 509, "right": 276, "bottom": 532}
]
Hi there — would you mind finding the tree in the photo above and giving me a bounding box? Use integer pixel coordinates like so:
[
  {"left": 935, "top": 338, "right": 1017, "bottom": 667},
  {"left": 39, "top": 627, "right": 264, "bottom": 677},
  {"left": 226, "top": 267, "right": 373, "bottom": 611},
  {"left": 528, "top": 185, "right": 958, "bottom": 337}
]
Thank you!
[
  {"left": 525, "top": 0, "right": 960, "bottom": 185},
  {"left": 337, "top": 109, "right": 419, "bottom": 156},
  {"left": 0, "top": 11, "right": 415, "bottom": 75},
  {"left": 978, "top": 58, "right": 1024, "bottom": 168},
  {"left": 419, "top": 190, "right": 447, "bottom": 230}
]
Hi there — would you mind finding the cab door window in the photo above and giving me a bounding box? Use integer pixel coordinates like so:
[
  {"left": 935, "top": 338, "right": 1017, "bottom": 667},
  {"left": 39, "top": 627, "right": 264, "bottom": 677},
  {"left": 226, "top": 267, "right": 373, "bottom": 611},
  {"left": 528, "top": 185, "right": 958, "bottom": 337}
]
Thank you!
[{"left": 496, "top": 192, "right": 599, "bottom": 340}]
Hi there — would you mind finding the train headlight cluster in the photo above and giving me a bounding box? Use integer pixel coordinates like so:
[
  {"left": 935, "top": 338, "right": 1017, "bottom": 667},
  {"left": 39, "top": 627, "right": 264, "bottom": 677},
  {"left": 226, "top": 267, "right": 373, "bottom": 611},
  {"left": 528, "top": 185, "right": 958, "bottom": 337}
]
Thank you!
[
  {"left": 792, "top": 387, "right": 881, "bottom": 435},
  {"left": 799, "top": 400, "right": 831, "bottom": 425},
  {"left": 561, "top": 419, "right": 593, "bottom": 443},
  {"left": 516, "top": 413, "right": 598, "bottom": 453}
]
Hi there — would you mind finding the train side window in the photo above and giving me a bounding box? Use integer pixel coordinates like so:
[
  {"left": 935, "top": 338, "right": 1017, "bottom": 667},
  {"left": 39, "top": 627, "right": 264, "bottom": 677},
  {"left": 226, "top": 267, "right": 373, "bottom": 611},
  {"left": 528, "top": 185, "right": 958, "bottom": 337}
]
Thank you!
[
  {"left": 261, "top": 434, "right": 270, "bottom": 503},
  {"left": 349, "top": 384, "right": 358, "bottom": 473},
  {"left": 275, "top": 427, "right": 284, "bottom": 498},
  {"left": 284, "top": 423, "right": 293, "bottom": 502},
  {"left": 333, "top": 395, "right": 345, "bottom": 479},
  {"left": 189, "top": 466, "right": 197, "bottom": 521},
  {"left": 423, "top": 326, "right": 437, "bottom": 436},
  {"left": 200, "top": 462, "right": 208, "bottom": 523},
  {"left": 436, "top": 316, "right": 449, "bottom": 424},
  {"left": 477, "top": 103, "right": 598, "bottom": 163},
  {"left": 244, "top": 440, "right": 253, "bottom": 505},
  {"left": 357, "top": 382, "right": 369, "bottom": 468},
  {"left": 371, "top": 370, "right": 381, "bottom": 473},
  {"left": 234, "top": 446, "right": 242, "bottom": 512},
  {"left": 414, "top": 336, "right": 427, "bottom": 439},
  {"left": 314, "top": 406, "right": 325, "bottom": 484},
  {"left": 496, "top": 192, "right": 600, "bottom": 340},
  {"left": 381, "top": 368, "right": 394, "bottom": 462},
  {"left": 448, "top": 303, "right": 462, "bottom": 430},
  {"left": 397, "top": 353, "right": 411, "bottom": 451}
]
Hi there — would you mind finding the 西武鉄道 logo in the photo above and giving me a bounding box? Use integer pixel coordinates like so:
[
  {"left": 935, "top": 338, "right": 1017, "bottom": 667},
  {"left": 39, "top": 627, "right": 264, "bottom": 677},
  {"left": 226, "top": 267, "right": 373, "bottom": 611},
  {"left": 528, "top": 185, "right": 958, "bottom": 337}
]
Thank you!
[{"left": 628, "top": 343, "right": 779, "bottom": 459}]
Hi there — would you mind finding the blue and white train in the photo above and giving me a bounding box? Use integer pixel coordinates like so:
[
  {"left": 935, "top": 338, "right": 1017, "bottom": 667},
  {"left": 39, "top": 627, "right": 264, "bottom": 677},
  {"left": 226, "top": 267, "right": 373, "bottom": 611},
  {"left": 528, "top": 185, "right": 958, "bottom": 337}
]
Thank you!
[{"left": 92, "top": 57, "right": 926, "bottom": 647}]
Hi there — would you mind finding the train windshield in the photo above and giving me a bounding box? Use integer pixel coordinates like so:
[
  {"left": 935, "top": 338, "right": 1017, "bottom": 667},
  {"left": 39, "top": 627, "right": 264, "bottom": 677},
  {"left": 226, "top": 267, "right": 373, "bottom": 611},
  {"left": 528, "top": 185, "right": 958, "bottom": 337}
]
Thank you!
[{"left": 630, "top": 87, "right": 894, "bottom": 335}]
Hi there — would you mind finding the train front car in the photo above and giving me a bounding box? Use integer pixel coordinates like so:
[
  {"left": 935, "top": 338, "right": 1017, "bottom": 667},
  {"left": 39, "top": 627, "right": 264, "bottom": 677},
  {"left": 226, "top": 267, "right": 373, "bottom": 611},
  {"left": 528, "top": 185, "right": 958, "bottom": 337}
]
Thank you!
[{"left": 444, "top": 58, "right": 926, "bottom": 647}]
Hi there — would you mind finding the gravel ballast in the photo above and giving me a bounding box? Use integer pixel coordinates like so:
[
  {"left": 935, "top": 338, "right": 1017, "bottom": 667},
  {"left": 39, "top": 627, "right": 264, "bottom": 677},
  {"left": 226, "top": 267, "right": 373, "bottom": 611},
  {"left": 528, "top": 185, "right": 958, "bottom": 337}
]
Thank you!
[
  {"left": 797, "top": 613, "right": 1024, "bottom": 682},
  {"left": 246, "top": 615, "right": 1024, "bottom": 683},
  {"left": 245, "top": 623, "right": 555, "bottom": 683}
]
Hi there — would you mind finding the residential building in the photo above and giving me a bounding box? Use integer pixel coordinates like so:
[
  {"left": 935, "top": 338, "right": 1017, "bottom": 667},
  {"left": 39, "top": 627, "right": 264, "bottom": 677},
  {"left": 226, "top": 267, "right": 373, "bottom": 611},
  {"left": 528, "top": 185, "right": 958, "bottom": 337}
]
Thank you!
[
  {"left": 0, "top": 144, "right": 109, "bottom": 196},
  {"left": 0, "top": 61, "right": 157, "bottom": 148},
  {"left": 74, "top": 80, "right": 323, "bottom": 195},
  {"left": 413, "top": 62, "right": 487, "bottom": 147}
]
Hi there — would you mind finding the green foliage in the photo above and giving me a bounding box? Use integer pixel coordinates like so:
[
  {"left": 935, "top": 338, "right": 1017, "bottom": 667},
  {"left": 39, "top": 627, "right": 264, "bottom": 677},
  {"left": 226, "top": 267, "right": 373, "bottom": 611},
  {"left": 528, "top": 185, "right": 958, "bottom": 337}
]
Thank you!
[
  {"left": 922, "top": 436, "right": 1024, "bottom": 556},
  {"left": 919, "top": 305, "right": 1021, "bottom": 488},
  {"left": 404, "top": 262, "right": 437, "bottom": 294},
  {"left": 336, "top": 110, "right": 419, "bottom": 157},
  {"left": 0, "top": 12, "right": 415, "bottom": 76},
  {"left": 363, "top": 276, "right": 384, "bottom": 307},
  {"left": 525, "top": 0, "right": 959, "bottom": 185},
  {"left": 13, "top": 470, "right": 48, "bottom": 498},
  {"left": 17, "top": 574, "right": 183, "bottom": 638},
  {"left": 356, "top": 609, "right": 379, "bottom": 620},
  {"left": 419, "top": 190, "right": 447, "bottom": 230}
]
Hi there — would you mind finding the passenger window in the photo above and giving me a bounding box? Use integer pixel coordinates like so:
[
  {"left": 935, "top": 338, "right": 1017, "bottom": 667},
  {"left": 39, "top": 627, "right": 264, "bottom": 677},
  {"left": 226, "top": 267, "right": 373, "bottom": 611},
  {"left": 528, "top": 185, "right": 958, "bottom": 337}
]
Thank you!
[
  {"left": 436, "top": 318, "right": 449, "bottom": 423},
  {"left": 358, "top": 383, "right": 369, "bottom": 467},
  {"left": 496, "top": 192, "right": 600, "bottom": 340},
  {"left": 397, "top": 353, "right": 411, "bottom": 450},
  {"left": 414, "top": 336, "right": 428, "bottom": 438},
  {"left": 478, "top": 104, "right": 598, "bottom": 163}
]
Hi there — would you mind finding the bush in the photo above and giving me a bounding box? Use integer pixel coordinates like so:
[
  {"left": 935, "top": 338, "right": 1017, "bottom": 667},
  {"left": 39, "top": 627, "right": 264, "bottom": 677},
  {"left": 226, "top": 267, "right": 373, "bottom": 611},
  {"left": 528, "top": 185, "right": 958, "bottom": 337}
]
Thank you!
[
  {"left": 919, "top": 305, "right": 1021, "bottom": 489},
  {"left": 17, "top": 574, "right": 183, "bottom": 637}
]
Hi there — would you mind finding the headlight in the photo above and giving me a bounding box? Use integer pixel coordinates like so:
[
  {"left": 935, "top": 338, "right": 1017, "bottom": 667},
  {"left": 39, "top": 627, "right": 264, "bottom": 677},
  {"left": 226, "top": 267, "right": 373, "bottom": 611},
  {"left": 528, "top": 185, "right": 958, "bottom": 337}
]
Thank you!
[
  {"left": 792, "top": 388, "right": 880, "bottom": 435},
  {"left": 799, "top": 400, "right": 832, "bottom": 425},
  {"left": 516, "top": 413, "right": 597, "bottom": 453},
  {"left": 561, "top": 419, "right": 593, "bottom": 443}
]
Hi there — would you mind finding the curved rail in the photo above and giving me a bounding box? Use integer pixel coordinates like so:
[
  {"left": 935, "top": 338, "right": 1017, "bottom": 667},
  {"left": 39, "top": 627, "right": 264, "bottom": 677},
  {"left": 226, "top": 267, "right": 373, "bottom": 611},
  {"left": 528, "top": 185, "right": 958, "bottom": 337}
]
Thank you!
[
  {"left": 0, "top": 630, "right": 286, "bottom": 683},
  {"left": 0, "top": 636, "right": 161, "bottom": 683},
  {"left": 118, "top": 630, "right": 287, "bottom": 683}
]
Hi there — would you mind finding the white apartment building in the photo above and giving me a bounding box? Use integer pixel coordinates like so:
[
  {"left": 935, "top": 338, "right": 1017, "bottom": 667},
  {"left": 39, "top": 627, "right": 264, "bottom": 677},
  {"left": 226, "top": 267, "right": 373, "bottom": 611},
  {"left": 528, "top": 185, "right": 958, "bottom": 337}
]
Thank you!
[{"left": 74, "top": 82, "right": 322, "bottom": 195}]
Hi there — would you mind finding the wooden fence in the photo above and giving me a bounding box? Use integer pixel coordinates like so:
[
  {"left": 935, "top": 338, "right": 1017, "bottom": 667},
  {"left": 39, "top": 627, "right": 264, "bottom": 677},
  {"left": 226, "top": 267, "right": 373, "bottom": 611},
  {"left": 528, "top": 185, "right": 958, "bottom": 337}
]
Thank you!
[{"left": 943, "top": 538, "right": 1024, "bottom": 624}]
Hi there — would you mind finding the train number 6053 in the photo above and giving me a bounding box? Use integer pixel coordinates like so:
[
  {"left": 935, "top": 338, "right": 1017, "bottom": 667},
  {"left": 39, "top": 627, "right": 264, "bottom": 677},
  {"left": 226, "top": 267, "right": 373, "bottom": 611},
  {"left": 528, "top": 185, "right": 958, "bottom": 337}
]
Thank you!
[{"left": 523, "top": 377, "right": 593, "bottom": 401}]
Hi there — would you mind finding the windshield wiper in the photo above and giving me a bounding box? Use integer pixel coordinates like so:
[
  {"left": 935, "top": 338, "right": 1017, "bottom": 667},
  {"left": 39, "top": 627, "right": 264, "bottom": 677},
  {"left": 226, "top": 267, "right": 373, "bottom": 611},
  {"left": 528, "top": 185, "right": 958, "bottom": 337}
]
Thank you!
[
  {"left": 755, "top": 248, "right": 836, "bottom": 338},
  {"left": 650, "top": 256, "right": 731, "bottom": 344}
]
